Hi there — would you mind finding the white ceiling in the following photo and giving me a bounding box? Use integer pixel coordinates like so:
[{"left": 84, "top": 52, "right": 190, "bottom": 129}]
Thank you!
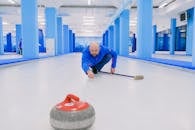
[{"left": 0, "top": 0, "right": 194, "bottom": 37}]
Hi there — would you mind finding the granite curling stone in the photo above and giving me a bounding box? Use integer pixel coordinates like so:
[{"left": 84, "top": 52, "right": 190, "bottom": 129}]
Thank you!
[{"left": 50, "top": 94, "right": 95, "bottom": 130}]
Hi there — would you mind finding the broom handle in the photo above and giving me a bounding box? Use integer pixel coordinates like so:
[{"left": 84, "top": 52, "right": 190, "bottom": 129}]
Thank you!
[{"left": 100, "top": 71, "right": 134, "bottom": 78}]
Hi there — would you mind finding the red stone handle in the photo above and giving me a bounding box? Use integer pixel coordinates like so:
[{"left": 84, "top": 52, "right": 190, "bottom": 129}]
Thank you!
[{"left": 64, "top": 94, "right": 80, "bottom": 103}]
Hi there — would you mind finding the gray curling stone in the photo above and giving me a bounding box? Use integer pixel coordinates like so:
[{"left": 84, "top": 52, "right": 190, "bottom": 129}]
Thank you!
[{"left": 50, "top": 94, "right": 95, "bottom": 130}]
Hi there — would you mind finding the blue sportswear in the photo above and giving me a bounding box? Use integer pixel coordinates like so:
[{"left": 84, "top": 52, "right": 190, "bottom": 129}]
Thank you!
[{"left": 81, "top": 45, "right": 117, "bottom": 73}]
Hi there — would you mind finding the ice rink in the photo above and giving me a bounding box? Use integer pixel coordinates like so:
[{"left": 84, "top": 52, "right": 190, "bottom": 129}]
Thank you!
[{"left": 0, "top": 53, "right": 194, "bottom": 130}]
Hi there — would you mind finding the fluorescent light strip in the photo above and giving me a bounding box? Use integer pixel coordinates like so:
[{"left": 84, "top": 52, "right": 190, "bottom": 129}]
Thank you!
[
  {"left": 83, "top": 16, "right": 95, "bottom": 19},
  {"left": 39, "top": 22, "right": 45, "bottom": 25},
  {"left": 159, "top": 0, "right": 176, "bottom": 8},
  {"left": 130, "top": 20, "right": 137, "bottom": 23},
  {"left": 83, "top": 19, "right": 95, "bottom": 22},
  {"left": 38, "top": 15, "right": 44, "bottom": 18},
  {"left": 8, "top": 0, "right": 16, "bottom": 4},
  {"left": 38, "top": 18, "right": 45, "bottom": 22},
  {"left": 3, "top": 22, "right": 9, "bottom": 25},
  {"left": 88, "top": 0, "right": 91, "bottom": 5},
  {"left": 82, "top": 23, "right": 95, "bottom": 25},
  {"left": 82, "top": 30, "right": 94, "bottom": 32},
  {"left": 159, "top": 2, "right": 168, "bottom": 8},
  {"left": 130, "top": 23, "right": 136, "bottom": 26}
]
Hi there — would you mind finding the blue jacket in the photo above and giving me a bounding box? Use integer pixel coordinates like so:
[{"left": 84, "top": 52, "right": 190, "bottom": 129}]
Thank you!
[{"left": 81, "top": 45, "right": 117, "bottom": 73}]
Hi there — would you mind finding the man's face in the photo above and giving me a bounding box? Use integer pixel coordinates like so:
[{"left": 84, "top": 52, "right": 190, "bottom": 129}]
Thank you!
[{"left": 89, "top": 45, "right": 100, "bottom": 57}]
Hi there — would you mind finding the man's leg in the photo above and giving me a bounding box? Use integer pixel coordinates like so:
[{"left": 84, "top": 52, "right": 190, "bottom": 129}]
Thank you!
[{"left": 92, "top": 54, "right": 112, "bottom": 73}]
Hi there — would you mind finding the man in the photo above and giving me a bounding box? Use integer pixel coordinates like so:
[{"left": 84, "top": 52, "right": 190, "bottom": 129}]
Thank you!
[
  {"left": 81, "top": 42, "right": 117, "bottom": 78},
  {"left": 18, "top": 39, "right": 22, "bottom": 55}
]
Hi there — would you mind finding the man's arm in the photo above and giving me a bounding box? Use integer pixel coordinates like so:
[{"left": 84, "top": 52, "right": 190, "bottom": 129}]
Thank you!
[
  {"left": 82, "top": 55, "right": 95, "bottom": 78},
  {"left": 110, "top": 49, "right": 117, "bottom": 68},
  {"left": 81, "top": 54, "right": 90, "bottom": 74}
]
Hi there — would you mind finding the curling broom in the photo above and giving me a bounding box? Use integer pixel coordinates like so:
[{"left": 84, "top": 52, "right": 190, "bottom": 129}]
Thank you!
[{"left": 100, "top": 71, "right": 144, "bottom": 80}]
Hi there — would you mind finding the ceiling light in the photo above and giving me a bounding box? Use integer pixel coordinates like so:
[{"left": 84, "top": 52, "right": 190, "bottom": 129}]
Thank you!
[
  {"left": 130, "top": 23, "right": 136, "bottom": 26},
  {"left": 130, "top": 20, "right": 137, "bottom": 24},
  {"left": 8, "top": 0, "right": 16, "bottom": 4},
  {"left": 3, "top": 22, "right": 9, "bottom": 25},
  {"left": 82, "top": 22, "right": 95, "bottom": 25},
  {"left": 38, "top": 15, "right": 43, "bottom": 18},
  {"left": 159, "top": 0, "right": 175, "bottom": 8},
  {"left": 83, "top": 16, "right": 95, "bottom": 19},
  {"left": 39, "top": 22, "right": 45, "bottom": 25},
  {"left": 159, "top": 2, "right": 168, "bottom": 8},
  {"left": 38, "top": 18, "right": 45, "bottom": 22},
  {"left": 88, "top": 0, "right": 91, "bottom": 5},
  {"left": 83, "top": 19, "right": 95, "bottom": 22},
  {"left": 82, "top": 30, "right": 94, "bottom": 33}
]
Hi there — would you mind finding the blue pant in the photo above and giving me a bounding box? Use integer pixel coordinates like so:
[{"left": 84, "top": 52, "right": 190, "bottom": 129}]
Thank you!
[{"left": 92, "top": 54, "right": 112, "bottom": 73}]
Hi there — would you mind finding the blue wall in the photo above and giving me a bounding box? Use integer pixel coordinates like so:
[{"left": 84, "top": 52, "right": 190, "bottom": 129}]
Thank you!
[
  {"left": 6, "top": 33, "right": 13, "bottom": 52},
  {"left": 186, "top": 8, "right": 194, "bottom": 55},
  {"left": 156, "top": 25, "right": 186, "bottom": 52},
  {"left": 156, "top": 32, "right": 169, "bottom": 51},
  {"left": 75, "top": 37, "right": 102, "bottom": 52},
  {"left": 38, "top": 29, "right": 46, "bottom": 52},
  {"left": 175, "top": 26, "right": 186, "bottom": 51}
]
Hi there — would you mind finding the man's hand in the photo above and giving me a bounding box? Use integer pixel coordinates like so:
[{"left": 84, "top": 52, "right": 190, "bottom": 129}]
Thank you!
[
  {"left": 87, "top": 70, "right": 95, "bottom": 78},
  {"left": 110, "top": 68, "right": 115, "bottom": 74}
]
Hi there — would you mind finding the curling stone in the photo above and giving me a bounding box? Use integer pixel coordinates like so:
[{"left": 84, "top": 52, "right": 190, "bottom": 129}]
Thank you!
[{"left": 50, "top": 94, "right": 95, "bottom": 130}]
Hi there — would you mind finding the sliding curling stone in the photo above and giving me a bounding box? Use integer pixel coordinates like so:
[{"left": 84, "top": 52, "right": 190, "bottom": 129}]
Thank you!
[{"left": 50, "top": 94, "right": 95, "bottom": 130}]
